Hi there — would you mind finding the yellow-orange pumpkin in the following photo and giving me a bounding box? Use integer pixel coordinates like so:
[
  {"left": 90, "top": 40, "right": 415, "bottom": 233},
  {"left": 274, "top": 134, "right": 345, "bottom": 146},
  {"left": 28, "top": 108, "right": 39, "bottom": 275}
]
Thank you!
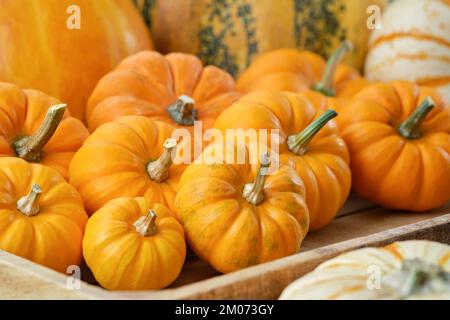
[
  {"left": 175, "top": 142, "right": 309, "bottom": 273},
  {"left": 0, "top": 82, "right": 89, "bottom": 179},
  {"left": 83, "top": 197, "right": 186, "bottom": 290},
  {"left": 0, "top": 157, "right": 88, "bottom": 273},
  {"left": 69, "top": 116, "right": 185, "bottom": 215},
  {"left": 214, "top": 91, "right": 351, "bottom": 230}
]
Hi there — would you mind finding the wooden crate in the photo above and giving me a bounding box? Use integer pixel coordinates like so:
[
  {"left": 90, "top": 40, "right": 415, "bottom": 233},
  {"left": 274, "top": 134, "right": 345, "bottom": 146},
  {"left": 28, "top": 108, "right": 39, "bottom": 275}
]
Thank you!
[{"left": 1, "top": 195, "right": 449, "bottom": 300}]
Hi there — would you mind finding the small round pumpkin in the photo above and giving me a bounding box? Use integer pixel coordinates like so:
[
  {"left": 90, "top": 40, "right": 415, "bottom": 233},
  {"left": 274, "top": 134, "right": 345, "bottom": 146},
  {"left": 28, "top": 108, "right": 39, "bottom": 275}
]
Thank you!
[
  {"left": 236, "top": 42, "right": 370, "bottom": 111},
  {"left": 175, "top": 142, "right": 309, "bottom": 273},
  {"left": 338, "top": 81, "right": 450, "bottom": 211},
  {"left": 0, "top": 157, "right": 88, "bottom": 273},
  {"left": 69, "top": 116, "right": 185, "bottom": 215},
  {"left": 0, "top": 82, "right": 89, "bottom": 179},
  {"left": 214, "top": 91, "right": 351, "bottom": 230},
  {"left": 280, "top": 240, "right": 450, "bottom": 300},
  {"left": 86, "top": 51, "right": 241, "bottom": 132},
  {"left": 83, "top": 197, "right": 186, "bottom": 290}
]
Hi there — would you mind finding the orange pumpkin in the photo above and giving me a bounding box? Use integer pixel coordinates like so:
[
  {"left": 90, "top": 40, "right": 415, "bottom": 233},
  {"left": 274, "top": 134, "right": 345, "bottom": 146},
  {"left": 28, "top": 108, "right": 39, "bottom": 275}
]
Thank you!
[
  {"left": 175, "top": 142, "right": 309, "bottom": 273},
  {"left": 0, "top": 82, "right": 89, "bottom": 179},
  {"left": 0, "top": 157, "right": 88, "bottom": 273},
  {"left": 69, "top": 116, "right": 185, "bottom": 215},
  {"left": 83, "top": 197, "right": 186, "bottom": 290},
  {"left": 236, "top": 41, "right": 369, "bottom": 111},
  {"left": 86, "top": 51, "right": 241, "bottom": 132},
  {"left": 338, "top": 81, "right": 450, "bottom": 211},
  {"left": 0, "top": 0, "right": 152, "bottom": 121},
  {"left": 214, "top": 91, "right": 351, "bottom": 230}
]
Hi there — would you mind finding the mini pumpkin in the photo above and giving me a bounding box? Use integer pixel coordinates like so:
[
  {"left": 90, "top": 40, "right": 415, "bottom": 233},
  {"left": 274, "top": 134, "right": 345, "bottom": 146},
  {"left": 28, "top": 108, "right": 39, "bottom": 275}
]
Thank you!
[
  {"left": 175, "top": 142, "right": 309, "bottom": 273},
  {"left": 69, "top": 116, "right": 185, "bottom": 215},
  {"left": 236, "top": 41, "right": 370, "bottom": 111},
  {"left": 338, "top": 81, "right": 450, "bottom": 211},
  {"left": 0, "top": 82, "right": 89, "bottom": 179},
  {"left": 214, "top": 91, "right": 351, "bottom": 230},
  {"left": 83, "top": 197, "right": 186, "bottom": 290},
  {"left": 86, "top": 51, "right": 241, "bottom": 132},
  {"left": 0, "top": 157, "right": 88, "bottom": 273},
  {"left": 280, "top": 240, "right": 450, "bottom": 300}
]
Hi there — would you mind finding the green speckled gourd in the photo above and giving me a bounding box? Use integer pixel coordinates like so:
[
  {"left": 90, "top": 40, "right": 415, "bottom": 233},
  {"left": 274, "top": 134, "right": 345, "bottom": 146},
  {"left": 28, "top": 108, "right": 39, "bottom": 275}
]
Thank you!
[{"left": 133, "top": 0, "right": 389, "bottom": 76}]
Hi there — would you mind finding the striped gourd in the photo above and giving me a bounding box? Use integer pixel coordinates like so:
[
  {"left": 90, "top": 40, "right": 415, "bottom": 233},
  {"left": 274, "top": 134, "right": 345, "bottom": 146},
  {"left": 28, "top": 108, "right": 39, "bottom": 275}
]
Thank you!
[
  {"left": 280, "top": 240, "right": 450, "bottom": 300},
  {"left": 365, "top": 0, "right": 450, "bottom": 104},
  {"left": 133, "top": 0, "right": 389, "bottom": 77}
]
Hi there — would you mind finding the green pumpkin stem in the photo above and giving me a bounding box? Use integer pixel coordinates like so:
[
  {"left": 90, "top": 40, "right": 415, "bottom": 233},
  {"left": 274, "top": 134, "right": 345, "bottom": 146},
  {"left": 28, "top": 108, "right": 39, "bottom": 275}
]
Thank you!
[
  {"left": 13, "top": 104, "right": 66, "bottom": 162},
  {"left": 17, "top": 184, "right": 42, "bottom": 217},
  {"left": 167, "top": 95, "right": 197, "bottom": 126},
  {"left": 312, "top": 40, "right": 353, "bottom": 97},
  {"left": 146, "top": 138, "right": 177, "bottom": 183},
  {"left": 133, "top": 210, "right": 157, "bottom": 236},
  {"left": 242, "top": 153, "right": 271, "bottom": 205},
  {"left": 288, "top": 110, "right": 337, "bottom": 155},
  {"left": 398, "top": 97, "right": 434, "bottom": 139}
]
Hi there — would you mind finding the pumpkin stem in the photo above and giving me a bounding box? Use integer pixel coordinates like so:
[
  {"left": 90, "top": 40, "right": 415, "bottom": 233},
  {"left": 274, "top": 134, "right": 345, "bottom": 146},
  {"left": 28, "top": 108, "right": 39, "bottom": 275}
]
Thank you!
[
  {"left": 312, "top": 40, "right": 353, "bottom": 97},
  {"left": 382, "top": 258, "right": 450, "bottom": 299},
  {"left": 133, "top": 210, "right": 157, "bottom": 236},
  {"left": 287, "top": 110, "right": 337, "bottom": 155},
  {"left": 13, "top": 104, "right": 66, "bottom": 162},
  {"left": 17, "top": 184, "right": 42, "bottom": 217},
  {"left": 167, "top": 95, "right": 197, "bottom": 126},
  {"left": 146, "top": 138, "right": 177, "bottom": 183},
  {"left": 398, "top": 97, "right": 434, "bottom": 139},
  {"left": 242, "top": 153, "right": 271, "bottom": 205}
]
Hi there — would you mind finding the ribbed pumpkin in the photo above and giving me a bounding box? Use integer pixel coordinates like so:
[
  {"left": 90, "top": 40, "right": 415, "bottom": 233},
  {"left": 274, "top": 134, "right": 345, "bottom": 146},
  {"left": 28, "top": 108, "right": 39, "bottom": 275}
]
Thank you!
[
  {"left": 69, "top": 116, "right": 185, "bottom": 215},
  {"left": 280, "top": 240, "right": 450, "bottom": 300},
  {"left": 0, "top": 82, "right": 89, "bottom": 179},
  {"left": 214, "top": 91, "right": 351, "bottom": 230},
  {"left": 236, "top": 41, "right": 370, "bottom": 111},
  {"left": 86, "top": 51, "right": 241, "bottom": 133},
  {"left": 83, "top": 197, "right": 186, "bottom": 290},
  {"left": 134, "top": 0, "right": 388, "bottom": 76},
  {"left": 175, "top": 142, "right": 309, "bottom": 273},
  {"left": 0, "top": 157, "right": 88, "bottom": 273},
  {"left": 338, "top": 81, "right": 450, "bottom": 211},
  {"left": 0, "top": 0, "right": 152, "bottom": 120},
  {"left": 365, "top": 0, "right": 450, "bottom": 105}
]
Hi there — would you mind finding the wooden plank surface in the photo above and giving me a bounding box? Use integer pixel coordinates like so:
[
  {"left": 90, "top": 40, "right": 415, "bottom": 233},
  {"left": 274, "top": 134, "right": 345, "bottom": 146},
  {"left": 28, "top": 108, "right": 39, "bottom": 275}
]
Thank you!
[
  {"left": 0, "top": 251, "right": 111, "bottom": 300},
  {"left": 1, "top": 201, "right": 449, "bottom": 300}
]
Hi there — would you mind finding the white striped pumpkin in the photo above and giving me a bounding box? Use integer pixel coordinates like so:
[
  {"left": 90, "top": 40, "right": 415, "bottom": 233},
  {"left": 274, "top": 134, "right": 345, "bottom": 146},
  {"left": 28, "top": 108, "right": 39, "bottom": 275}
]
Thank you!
[
  {"left": 364, "top": 0, "right": 450, "bottom": 105},
  {"left": 280, "top": 240, "right": 450, "bottom": 300}
]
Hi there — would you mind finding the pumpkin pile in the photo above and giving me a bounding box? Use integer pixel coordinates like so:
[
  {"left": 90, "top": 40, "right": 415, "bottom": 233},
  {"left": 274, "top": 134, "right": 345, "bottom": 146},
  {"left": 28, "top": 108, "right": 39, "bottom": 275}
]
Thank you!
[{"left": 0, "top": 0, "right": 448, "bottom": 295}]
